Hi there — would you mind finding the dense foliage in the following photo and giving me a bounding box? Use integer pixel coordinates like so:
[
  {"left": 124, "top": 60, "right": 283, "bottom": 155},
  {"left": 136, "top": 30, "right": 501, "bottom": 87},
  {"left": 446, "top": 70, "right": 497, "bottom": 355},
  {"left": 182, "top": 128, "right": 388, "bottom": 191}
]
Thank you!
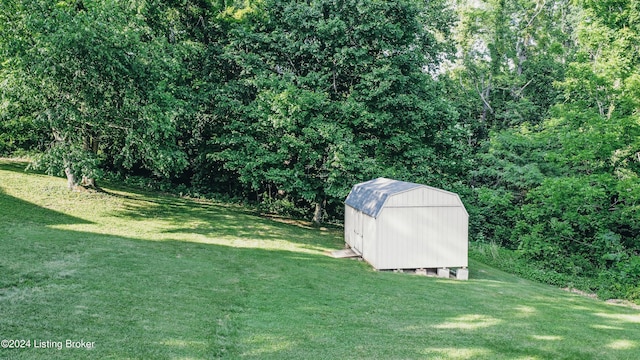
[
  {"left": 206, "top": 0, "right": 465, "bottom": 221},
  {"left": 1, "top": 0, "right": 638, "bottom": 301},
  {"left": 461, "top": 0, "right": 640, "bottom": 301}
]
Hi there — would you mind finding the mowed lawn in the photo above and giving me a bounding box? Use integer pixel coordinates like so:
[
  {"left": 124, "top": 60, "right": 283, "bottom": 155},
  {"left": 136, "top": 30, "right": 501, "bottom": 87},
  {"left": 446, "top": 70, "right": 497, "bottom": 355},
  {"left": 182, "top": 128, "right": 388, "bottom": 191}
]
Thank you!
[{"left": 1, "top": 159, "right": 639, "bottom": 360}]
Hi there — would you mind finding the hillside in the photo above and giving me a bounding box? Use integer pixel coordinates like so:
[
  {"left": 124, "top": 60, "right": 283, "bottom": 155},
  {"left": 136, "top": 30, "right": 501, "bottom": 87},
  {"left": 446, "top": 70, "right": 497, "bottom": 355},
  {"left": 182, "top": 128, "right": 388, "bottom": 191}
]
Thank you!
[
  {"left": 3, "top": 0, "right": 639, "bottom": 303},
  {"left": 1, "top": 159, "right": 639, "bottom": 359}
]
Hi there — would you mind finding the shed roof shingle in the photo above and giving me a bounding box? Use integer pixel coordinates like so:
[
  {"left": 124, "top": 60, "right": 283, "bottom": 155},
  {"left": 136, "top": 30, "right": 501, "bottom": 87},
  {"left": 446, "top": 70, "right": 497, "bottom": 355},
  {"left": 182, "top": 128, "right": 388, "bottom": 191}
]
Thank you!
[{"left": 344, "top": 177, "right": 422, "bottom": 218}]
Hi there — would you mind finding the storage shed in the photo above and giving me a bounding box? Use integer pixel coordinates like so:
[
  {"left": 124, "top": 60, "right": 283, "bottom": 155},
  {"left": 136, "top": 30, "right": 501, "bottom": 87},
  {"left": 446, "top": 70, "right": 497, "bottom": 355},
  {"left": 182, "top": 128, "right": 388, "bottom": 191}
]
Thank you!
[{"left": 344, "top": 178, "right": 468, "bottom": 272}]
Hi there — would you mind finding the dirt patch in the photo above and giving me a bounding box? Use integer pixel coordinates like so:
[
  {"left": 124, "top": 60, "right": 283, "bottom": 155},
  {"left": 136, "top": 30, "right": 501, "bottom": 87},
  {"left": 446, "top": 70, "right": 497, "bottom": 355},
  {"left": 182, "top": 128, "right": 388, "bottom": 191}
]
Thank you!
[
  {"left": 562, "top": 287, "right": 598, "bottom": 299},
  {"left": 562, "top": 287, "right": 640, "bottom": 309},
  {"left": 605, "top": 299, "right": 640, "bottom": 310}
]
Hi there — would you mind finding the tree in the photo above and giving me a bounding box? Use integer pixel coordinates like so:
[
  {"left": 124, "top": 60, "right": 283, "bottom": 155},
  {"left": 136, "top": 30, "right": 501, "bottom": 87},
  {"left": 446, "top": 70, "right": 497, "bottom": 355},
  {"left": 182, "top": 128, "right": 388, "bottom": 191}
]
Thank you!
[
  {"left": 451, "top": 0, "right": 572, "bottom": 142},
  {"left": 519, "top": 0, "right": 640, "bottom": 277},
  {"left": 208, "top": 0, "right": 465, "bottom": 222},
  {"left": 467, "top": 0, "right": 640, "bottom": 300},
  {"left": 0, "top": 0, "right": 189, "bottom": 188}
]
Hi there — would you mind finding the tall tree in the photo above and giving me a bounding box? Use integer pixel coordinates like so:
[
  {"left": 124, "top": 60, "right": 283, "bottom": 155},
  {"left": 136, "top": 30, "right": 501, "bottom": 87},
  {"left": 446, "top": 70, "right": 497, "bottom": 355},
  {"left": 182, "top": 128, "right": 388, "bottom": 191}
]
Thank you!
[
  {"left": 468, "top": 0, "right": 640, "bottom": 300},
  {"left": 518, "top": 0, "right": 640, "bottom": 273},
  {"left": 0, "top": 0, "right": 190, "bottom": 188},
  {"left": 451, "top": 0, "right": 572, "bottom": 142},
  {"left": 208, "top": 0, "right": 465, "bottom": 222}
]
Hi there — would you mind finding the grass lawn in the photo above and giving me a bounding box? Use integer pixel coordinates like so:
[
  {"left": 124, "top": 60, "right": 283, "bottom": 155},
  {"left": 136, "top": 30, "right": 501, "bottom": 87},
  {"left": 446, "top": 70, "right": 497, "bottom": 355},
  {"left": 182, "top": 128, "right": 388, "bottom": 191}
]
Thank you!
[{"left": 1, "top": 158, "right": 639, "bottom": 359}]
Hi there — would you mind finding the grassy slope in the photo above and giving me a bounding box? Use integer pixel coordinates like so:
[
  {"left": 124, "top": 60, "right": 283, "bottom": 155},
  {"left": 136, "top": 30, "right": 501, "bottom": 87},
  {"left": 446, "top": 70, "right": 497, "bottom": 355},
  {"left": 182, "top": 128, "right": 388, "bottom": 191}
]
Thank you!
[{"left": 1, "top": 159, "right": 639, "bottom": 360}]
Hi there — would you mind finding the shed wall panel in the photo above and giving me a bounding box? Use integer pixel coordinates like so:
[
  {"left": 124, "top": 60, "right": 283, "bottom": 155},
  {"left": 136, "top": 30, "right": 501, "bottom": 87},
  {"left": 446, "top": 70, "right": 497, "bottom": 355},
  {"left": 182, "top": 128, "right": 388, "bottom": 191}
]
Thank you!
[
  {"left": 353, "top": 209, "right": 364, "bottom": 253},
  {"left": 362, "top": 214, "right": 377, "bottom": 265},
  {"left": 344, "top": 205, "right": 354, "bottom": 248},
  {"left": 374, "top": 206, "right": 468, "bottom": 269}
]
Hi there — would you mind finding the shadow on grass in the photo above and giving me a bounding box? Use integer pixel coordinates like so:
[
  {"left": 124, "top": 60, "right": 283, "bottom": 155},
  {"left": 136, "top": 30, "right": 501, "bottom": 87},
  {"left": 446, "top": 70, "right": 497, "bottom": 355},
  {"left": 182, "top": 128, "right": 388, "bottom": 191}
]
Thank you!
[
  {"left": 0, "top": 223, "right": 245, "bottom": 359},
  {"left": 3, "top": 214, "right": 640, "bottom": 360},
  {"left": 2, "top": 160, "right": 640, "bottom": 359},
  {"left": 101, "top": 186, "right": 343, "bottom": 255},
  {"left": 0, "top": 158, "right": 28, "bottom": 171},
  {"left": 0, "top": 187, "right": 92, "bottom": 226},
  {"left": 1, "top": 159, "right": 340, "bottom": 255}
]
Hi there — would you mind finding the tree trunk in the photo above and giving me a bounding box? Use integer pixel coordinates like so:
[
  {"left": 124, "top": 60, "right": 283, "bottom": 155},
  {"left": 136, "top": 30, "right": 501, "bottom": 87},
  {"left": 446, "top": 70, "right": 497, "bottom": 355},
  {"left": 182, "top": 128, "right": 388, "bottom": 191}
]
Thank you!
[
  {"left": 312, "top": 200, "right": 324, "bottom": 224},
  {"left": 64, "top": 166, "right": 77, "bottom": 190},
  {"left": 477, "top": 73, "right": 493, "bottom": 124},
  {"left": 80, "top": 133, "right": 98, "bottom": 188}
]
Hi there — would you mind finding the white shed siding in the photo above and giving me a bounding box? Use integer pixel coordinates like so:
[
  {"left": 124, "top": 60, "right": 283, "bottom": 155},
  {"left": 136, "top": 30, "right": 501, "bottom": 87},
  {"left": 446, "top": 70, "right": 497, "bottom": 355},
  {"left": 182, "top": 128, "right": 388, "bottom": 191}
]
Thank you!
[
  {"left": 345, "top": 205, "right": 376, "bottom": 258},
  {"left": 344, "top": 205, "right": 355, "bottom": 248},
  {"left": 374, "top": 206, "right": 468, "bottom": 270},
  {"left": 343, "top": 178, "right": 468, "bottom": 271},
  {"left": 434, "top": 207, "right": 467, "bottom": 267},
  {"left": 375, "top": 208, "right": 413, "bottom": 269},
  {"left": 361, "top": 212, "right": 377, "bottom": 263}
]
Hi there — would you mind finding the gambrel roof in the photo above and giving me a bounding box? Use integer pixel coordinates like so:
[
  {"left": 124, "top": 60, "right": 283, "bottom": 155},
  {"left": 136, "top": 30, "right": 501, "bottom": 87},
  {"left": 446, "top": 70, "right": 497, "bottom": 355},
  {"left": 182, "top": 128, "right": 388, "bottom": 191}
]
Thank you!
[{"left": 344, "top": 178, "right": 423, "bottom": 218}]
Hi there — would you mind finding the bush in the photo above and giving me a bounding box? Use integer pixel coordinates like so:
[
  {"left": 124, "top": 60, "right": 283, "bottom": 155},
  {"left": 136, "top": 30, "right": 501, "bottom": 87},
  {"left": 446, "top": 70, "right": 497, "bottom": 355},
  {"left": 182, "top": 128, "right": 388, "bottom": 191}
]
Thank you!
[
  {"left": 258, "top": 193, "right": 307, "bottom": 219},
  {"left": 469, "top": 241, "right": 601, "bottom": 297}
]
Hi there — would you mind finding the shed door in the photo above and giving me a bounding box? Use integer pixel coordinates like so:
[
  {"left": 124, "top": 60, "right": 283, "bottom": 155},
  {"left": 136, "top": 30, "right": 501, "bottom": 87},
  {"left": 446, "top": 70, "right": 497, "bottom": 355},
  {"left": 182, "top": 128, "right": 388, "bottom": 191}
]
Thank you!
[{"left": 353, "top": 211, "right": 364, "bottom": 253}]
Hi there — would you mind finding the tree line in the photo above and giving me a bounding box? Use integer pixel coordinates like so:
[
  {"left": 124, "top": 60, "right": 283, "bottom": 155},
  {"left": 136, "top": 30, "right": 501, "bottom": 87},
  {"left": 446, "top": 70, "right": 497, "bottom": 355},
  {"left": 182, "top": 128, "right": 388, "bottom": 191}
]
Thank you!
[{"left": 1, "top": 0, "right": 638, "bottom": 301}]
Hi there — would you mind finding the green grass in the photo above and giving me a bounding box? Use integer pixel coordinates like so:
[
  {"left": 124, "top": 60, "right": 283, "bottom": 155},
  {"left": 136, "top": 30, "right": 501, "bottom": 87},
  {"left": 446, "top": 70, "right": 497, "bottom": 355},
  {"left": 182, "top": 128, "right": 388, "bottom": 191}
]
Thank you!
[{"left": 1, "top": 158, "right": 639, "bottom": 359}]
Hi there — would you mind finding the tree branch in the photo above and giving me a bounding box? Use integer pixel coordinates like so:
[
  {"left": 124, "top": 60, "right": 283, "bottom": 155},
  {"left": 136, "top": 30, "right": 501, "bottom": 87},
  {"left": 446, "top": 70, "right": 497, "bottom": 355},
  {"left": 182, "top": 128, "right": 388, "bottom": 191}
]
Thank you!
[{"left": 525, "top": 0, "right": 546, "bottom": 29}]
